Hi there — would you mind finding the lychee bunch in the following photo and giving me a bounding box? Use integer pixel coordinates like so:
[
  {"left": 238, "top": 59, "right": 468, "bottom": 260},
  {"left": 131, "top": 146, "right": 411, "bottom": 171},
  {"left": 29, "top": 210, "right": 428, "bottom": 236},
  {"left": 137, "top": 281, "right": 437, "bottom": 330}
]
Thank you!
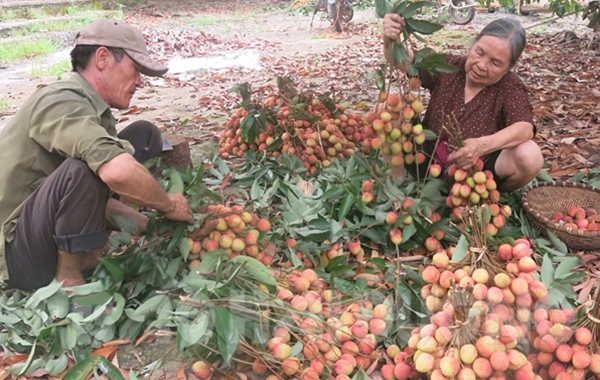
[
  {"left": 407, "top": 236, "right": 559, "bottom": 379},
  {"left": 422, "top": 238, "right": 548, "bottom": 316},
  {"left": 263, "top": 277, "right": 396, "bottom": 379},
  {"left": 362, "top": 86, "right": 428, "bottom": 169},
  {"left": 526, "top": 307, "right": 600, "bottom": 380},
  {"left": 404, "top": 286, "right": 534, "bottom": 380},
  {"left": 444, "top": 162, "right": 512, "bottom": 236},
  {"left": 384, "top": 198, "right": 417, "bottom": 246},
  {"left": 187, "top": 204, "right": 273, "bottom": 269},
  {"left": 218, "top": 94, "right": 364, "bottom": 174}
]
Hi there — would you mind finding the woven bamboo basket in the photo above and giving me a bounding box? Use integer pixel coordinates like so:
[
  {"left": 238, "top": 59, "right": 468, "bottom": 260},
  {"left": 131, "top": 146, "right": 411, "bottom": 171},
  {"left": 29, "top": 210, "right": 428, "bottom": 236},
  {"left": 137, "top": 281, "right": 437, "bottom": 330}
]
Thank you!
[{"left": 521, "top": 181, "right": 600, "bottom": 250}]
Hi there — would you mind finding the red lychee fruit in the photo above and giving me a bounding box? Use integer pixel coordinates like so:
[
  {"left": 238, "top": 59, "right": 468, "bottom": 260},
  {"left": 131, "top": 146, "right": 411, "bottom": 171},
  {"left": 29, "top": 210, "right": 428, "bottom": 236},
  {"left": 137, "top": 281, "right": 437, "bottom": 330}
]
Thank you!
[{"left": 191, "top": 361, "right": 212, "bottom": 379}]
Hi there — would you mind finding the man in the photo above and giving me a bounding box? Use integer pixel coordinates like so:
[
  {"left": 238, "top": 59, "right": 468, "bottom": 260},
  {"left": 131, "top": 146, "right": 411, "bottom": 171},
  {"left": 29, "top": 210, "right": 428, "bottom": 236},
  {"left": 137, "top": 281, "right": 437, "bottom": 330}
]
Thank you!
[{"left": 0, "top": 19, "right": 194, "bottom": 291}]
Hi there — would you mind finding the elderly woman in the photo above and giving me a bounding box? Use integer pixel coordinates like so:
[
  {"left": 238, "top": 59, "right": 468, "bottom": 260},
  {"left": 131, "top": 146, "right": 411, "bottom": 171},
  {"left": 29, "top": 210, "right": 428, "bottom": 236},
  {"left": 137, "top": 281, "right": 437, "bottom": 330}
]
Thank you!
[{"left": 383, "top": 15, "right": 543, "bottom": 191}]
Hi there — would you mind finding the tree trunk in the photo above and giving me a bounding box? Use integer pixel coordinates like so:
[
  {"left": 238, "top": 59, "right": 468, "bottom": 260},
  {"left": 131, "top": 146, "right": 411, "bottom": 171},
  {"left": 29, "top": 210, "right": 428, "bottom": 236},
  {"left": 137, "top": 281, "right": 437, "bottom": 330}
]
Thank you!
[{"left": 161, "top": 135, "right": 192, "bottom": 171}]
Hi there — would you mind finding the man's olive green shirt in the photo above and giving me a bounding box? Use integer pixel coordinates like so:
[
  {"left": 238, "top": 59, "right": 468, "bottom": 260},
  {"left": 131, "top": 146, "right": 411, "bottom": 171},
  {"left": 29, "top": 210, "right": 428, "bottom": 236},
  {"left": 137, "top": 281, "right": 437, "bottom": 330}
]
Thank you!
[{"left": 0, "top": 73, "right": 134, "bottom": 282}]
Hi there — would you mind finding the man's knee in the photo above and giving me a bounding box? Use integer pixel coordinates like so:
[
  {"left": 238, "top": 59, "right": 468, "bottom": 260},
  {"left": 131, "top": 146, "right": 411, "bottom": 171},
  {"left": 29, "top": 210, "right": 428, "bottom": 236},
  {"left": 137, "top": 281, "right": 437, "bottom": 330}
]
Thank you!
[
  {"left": 55, "top": 158, "right": 107, "bottom": 196},
  {"left": 60, "top": 157, "right": 97, "bottom": 177}
]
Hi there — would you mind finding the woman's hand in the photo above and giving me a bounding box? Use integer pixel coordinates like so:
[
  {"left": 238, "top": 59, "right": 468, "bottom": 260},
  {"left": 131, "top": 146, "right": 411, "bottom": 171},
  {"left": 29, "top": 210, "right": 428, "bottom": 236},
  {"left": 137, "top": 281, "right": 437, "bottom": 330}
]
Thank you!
[
  {"left": 447, "top": 138, "right": 485, "bottom": 170},
  {"left": 383, "top": 14, "right": 405, "bottom": 41}
]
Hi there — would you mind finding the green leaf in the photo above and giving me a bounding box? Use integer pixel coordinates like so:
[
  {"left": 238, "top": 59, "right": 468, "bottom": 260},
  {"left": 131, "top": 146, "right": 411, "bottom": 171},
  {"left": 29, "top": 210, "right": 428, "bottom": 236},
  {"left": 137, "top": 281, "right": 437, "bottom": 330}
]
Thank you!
[
  {"left": 168, "top": 170, "right": 184, "bottom": 194},
  {"left": 423, "top": 129, "right": 437, "bottom": 140},
  {"left": 58, "top": 325, "right": 77, "bottom": 350},
  {"left": 541, "top": 254, "right": 555, "bottom": 287},
  {"left": 197, "top": 250, "right": 229, "bottom": 272},
  {"left": 401, "top": 1, "right": 436, "bottom": 18},
  {"left": 165, "top": 224, "right": 186, "bottom": 254},
  {"left": 451, "top": 235, "right": 468, "bottom": 262},
  {"left": 81, "top": 298, "right": 112, "bottom": 323},
  {"left": 25, "top": 280, "right": 62, "bottom": 309},
  {"left": 109, "top": 231, "right": 132, "bottom": 246},
  {"left": 105, "top": 294, "right": 125, "bottom": 326},
  {"left": 430, "top": 62, "right": 458, "bottom": 74},
  {"left": 326, "top": 255, "right": 350, "bottom": 272},
  {"left": 392, "top": 0, "right": 410, "bottom": 14},
  {"left": 554, "top": 256, "right": 579, "bottom": 280},
  {"left": 376, "top": 0, "right": 393, "bottom": 17},
  {"left": 110, "top": 215, "right": 140, "bottom": 235},
  {"left": 17, "top": 339, "right": 37, "bottom": 376},
  {"left": 413, "top": 47, "right": 436, "bottom": 63},
  {"left": 405, "top": 17, "right": 443, "bottom": 34},
  {"left": 231, "top": 256, "right": 277, "bottom": 286},
  {"left": 402, "top": 223, "right": 417, "bottom": 243},
  {"left": 211, "top": 306, "right": 239, "bottom": 365},
  {"left": 536, "top": 170, "right": 554, "bottom": 182},
  {"left": 393, "top": 43, "right": 408, "bottom": 64},
  {"left": 63, "top": 356, "right": 124, "bottom": 380},
  {"left": 62, "top": 356, "right": 102, "bottom": 380},
  {"left": 546, "top": 231, "right": 568, "bottom": 254},
  {"left": 70, "top": 291, "right": 111, "bottom": 307},
  {"left": 178, "top": 236, "right": 190, "bottom": 261},
  {"left": 240, "top": 110, "right": 266, "bottom": 144},
  {"left": 177, "top": 313, "right": 210, "bottom": 351},
  {"left": 266, "top": 138, "right": 283, "bottom": 152},
  {"left": 322, "top": 187, "right": 347, "bottom": 200},
  {"left": 46, "top": 354, "right": 68, "bottom": 377},
  {"left": 558, "top": 271, "right": 586, "bottom": 284},
  {"left": 126, "top": 295, "right": 169, "bottom": 323},
  {"left": 99, "top": 257, "right": 124, "bottom": 283},
  {"left": 361, "top": 227, "right": 388, "bottom": 245},
  {"left": 47, "top": 290, "right": 69, "bottom": 319},
  {"left": 337, "top": 193, "right": 355, "bottom": 221},
  {"left": 352, "top": 368, "right": 370, "bottom": 380},
  {"left": 250, "top": 180, "right": 262, "bottom": 200}
]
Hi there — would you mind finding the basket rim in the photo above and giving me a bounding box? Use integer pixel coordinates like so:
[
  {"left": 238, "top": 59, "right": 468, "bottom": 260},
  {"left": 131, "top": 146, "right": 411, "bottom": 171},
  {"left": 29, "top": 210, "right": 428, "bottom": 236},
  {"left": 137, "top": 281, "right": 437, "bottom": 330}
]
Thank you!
[{"left": 521, "top": 181, "right": 600, "bottom": 238}]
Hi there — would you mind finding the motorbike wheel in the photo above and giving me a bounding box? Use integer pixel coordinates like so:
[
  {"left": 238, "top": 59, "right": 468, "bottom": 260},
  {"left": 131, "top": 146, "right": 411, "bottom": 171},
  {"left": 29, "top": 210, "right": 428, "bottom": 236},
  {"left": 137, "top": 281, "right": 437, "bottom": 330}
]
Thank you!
[
  {"left": 448, "top": 0, "right": 476, "bottom": 25},
  {"left": 341, "top": 4, "right": 354, "bottom": 22},
  {"left": 327, "top": 2, "right": 343, "bottom": 32}
]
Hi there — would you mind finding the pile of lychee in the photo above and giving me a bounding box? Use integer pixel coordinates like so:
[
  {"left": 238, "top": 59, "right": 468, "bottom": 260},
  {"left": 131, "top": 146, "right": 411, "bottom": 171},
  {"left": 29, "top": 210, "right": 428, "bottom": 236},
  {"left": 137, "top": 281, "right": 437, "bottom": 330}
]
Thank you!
[
  {"left": 218, "top": 94, "right": 365, "bottom": 174},
  {"left": 550, "top": 206, "right": 599, "bottom": 232},
  {"left": 362, "top": 80, "right": 428, "bottom": 169},
  {"left": 529, "top": 308, "right": 600, "bottom": 379},
  {"left": 187, "top": 204, "right": 273, "bottom": 269},
  {"left": 444, "top": 162, "right": 511, "bottom": 236},
  {"left": 404, "top": 238, "right": 552, "bottom": 379},
  {"left": 247, "top": 268, "right": 396, "bottom": 379}
]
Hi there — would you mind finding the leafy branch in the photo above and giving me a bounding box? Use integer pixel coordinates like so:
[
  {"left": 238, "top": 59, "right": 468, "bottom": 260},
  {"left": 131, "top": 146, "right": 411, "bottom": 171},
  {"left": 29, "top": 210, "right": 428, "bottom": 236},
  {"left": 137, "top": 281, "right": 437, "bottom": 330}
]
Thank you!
[{"left": 376, "top": 0, "right": 455, "bottom": 77}]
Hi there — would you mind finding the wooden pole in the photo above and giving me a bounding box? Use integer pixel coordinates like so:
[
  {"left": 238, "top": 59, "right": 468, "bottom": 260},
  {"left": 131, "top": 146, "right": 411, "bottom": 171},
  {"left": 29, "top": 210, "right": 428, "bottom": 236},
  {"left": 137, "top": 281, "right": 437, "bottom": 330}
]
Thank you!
[{"left": 524, "top": 10, "right": 578, "bottom": 30}]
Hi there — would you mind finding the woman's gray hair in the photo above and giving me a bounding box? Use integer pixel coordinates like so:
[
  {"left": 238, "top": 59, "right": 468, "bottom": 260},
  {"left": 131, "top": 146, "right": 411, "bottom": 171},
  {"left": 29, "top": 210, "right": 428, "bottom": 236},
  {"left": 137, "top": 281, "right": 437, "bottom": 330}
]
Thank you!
[{"left": 472, "top": 18, "right": 526, "bottom": 66}]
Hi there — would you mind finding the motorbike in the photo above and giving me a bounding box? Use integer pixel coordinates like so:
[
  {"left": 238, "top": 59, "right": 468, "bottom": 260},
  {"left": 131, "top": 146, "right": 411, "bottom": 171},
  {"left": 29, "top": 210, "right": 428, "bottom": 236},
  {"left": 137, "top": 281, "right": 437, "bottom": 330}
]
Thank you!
[
  {"left": 310, "top": 0, "right": 355, "bottom": 32},
  {"left": 437, "top": 0, "right": 478, "bottom": 25}
]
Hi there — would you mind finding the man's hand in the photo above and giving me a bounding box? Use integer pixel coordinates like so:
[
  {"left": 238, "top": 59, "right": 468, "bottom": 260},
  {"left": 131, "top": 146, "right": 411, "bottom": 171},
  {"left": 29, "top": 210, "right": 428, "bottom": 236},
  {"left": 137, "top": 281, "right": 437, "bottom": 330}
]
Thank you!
[
  {"left": 447, "top": 138, "right": 484, "bottom": 170},
  {"left": 164, "top": 193, "right": 194, "bottom": 224},
  {"left": 383, "top": 14, "right": 405, "bottom": 41},
  {"left": 187, "top": 219, "right": 219, "bottom": 241}
]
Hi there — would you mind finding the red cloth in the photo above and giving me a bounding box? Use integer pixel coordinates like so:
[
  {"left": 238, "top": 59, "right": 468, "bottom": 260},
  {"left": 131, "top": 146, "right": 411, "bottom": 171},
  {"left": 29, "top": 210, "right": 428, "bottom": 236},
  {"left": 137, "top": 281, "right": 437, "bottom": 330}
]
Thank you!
[
  {"left": 434, "top": 141, "right": 448, "bottom": 167},
  {"left": 418, "top": 55, "right": 536, "bottom": 141}
]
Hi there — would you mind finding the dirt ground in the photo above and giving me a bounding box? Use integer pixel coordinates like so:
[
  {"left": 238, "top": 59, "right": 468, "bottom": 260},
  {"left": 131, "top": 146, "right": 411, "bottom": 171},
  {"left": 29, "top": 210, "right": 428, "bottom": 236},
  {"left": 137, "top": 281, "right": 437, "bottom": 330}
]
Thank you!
[{"left": 0, "top": 1, "right": 593, "bottom": 169}]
